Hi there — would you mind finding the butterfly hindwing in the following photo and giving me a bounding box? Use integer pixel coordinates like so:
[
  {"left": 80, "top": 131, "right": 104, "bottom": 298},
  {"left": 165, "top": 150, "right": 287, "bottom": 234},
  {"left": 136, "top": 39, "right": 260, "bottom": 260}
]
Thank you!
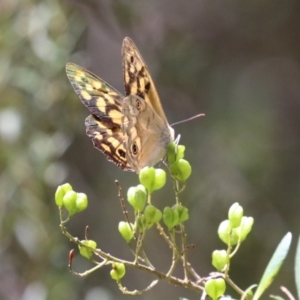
[
  {"left": 121, "top": 95, "right": 173, "bottom": 172},
  {"left": 85, "top": 115, "right": 131, "bottom": 170},
  {"left": 66, "top": 63, "right": 134, "bottom": 171}
]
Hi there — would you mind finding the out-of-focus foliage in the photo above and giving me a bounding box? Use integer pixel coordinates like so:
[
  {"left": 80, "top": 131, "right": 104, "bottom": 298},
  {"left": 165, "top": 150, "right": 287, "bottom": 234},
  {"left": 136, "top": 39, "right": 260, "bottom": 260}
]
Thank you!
[
  {"left": 1, "top": 0, "right": 300, "bottom": 299},
  {"left": 0, "top": 1, "right": 87, "bottom": 299}
]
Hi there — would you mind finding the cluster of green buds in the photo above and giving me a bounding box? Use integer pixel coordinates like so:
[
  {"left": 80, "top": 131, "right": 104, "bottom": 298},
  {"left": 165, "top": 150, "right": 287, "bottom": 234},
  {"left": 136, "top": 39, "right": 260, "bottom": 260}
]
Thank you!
[
  {"left": 163, "top": 204, "right": 189, "bottom": 231},
  {"left": 218, "top": 202, "right": 254, "bottom": 247},
  {"left": 212, "top": 203, "right": 254, "bottom": 271},
  {"left": 56, "top": 143, "right": 192, "bottom": 284},
  {"left": 55, "top": 184, "right": 98, "bottom": 261},
  {"left": 118, "top": 165, "right": 190, "bottom": 243},
  {"left": 139, "top": 167, "right": 166, "bottom": 194},
  {"left": 207, "top": 203, "right": 254, "bottom": 298},
  {"left": 167, "top": 142, "right": 192, "bottom": 182},
  {"left": 55, "top": 183, "right": 88, "bottom": 217}
]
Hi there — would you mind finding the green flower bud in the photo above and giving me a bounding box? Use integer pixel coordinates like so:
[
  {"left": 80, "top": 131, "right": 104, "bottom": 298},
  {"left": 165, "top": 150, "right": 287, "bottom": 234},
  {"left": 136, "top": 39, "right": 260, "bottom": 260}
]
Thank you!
[
  {"left": 78, "top": 240, "right": 97, "bottom": 260},
  {"left": 167, "top": 142, "right": 177, "bottom": 164},
  {"left": 174, "top": 204, "right": 189, "bottom": 223},
  {"left": 236, "top": 216, "right": 254, "bottom": 242},
  {"left": 63, "top": 191, "right": 88, "bottom": 216},
  {"left": 136, "top": 215, "right": 147, "bottom": 231},
  {"left": 139, "top": 167, "right": 166, "bottom": 194},
  {"left": 167, "top": 143, "right": 186, "bottom": 165},
  {"left": 75, "top": 193, "right": 88, "bottom": 213},
  {"left": 63, "top": 190, "right": 77, "bottom": 216},
  {"left": 212, "top": 250, "right": 229, "bottom": 271},
  {"left": 163, "top": 206, "right": 179, "bottom": 230},
  {"left": 127, "top": 185, "right": 147, "bottom": 212},
  {"left": 176, "top": 145, "right": 186, "bottom": 161},
  {"left": 218, "top": 220, "right": 239, "bottom": 246},
  {"left": 228, "top": 202, "right": 243, "bottom": 228},
  {"left": 110, "top": 263, "right": 126, "bottom": 281},
  {"left": 170, "top": 159, "right": 192, "bottom": 182},
  {"left": 118, "top": 221, "right": 134, "bottom": 243},
  {"left": 144, "top": 205, "right": 162, "bottom": 225},
  {"left": 139, "top": 167, "right": 155, "bottom": 191},
  {"left": 55, "top": 183, "right": 73, "bottom": 207},
  {"left": 152, "top": 168, "right": 166, "bottom": 191},
  {"left": 205, "top": 278, "right": 226, "bottom": 300}
]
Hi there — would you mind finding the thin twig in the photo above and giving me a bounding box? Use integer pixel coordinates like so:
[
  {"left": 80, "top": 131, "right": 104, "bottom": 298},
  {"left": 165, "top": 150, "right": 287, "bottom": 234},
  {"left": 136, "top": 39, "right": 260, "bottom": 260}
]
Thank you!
[
  {"left": 62, "top": 222, "right": 203, "bottom": 292},
  {"left": 115, "top": 180, "right": 132, "bottom": 231},
  {"left": 117, "top": 279, "right": 159, "bottom": 295}
]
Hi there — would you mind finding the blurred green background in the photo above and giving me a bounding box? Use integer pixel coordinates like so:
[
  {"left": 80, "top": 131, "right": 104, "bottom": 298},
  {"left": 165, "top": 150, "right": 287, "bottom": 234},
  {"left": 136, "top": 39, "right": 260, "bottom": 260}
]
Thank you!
[{"left": 1, "top": 0, "right": 300, "bottom": 299}]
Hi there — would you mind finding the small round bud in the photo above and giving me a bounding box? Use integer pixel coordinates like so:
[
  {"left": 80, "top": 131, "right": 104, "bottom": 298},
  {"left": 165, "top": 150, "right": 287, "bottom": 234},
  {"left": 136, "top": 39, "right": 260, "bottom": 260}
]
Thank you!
[
  {"left": 75, "top": 193, "right": 88, "bottom": 213},
  {"left": 118, "top": 221, "right": 134, "bottom": 243},
  {"left": 127, "top": 185, "right": 147, "bottom": 212},
  {"left": 170, "top": 159, "right": 192, "bottom": 182},
  {"left": 163, "top": 206, "right": 179, "bottom": 230},
  {"left": 212, "top": 250, "right": 229, "bottom": 271},
  {"left": 144, "top": 205, "right": 162, "bottom": 225},
  {"left": 228, "top": 202, "right": 243, "bottom": 228},
  {"left": 136, "top": 215, "right": 147, "bottom": 231},
  {"left": 63, "top": 190, "right": 77, "bottom": 216},
  {"left": 139, "top": 167, "right": 166, "bottom": 194},
  {"left": 110, "top": 263, "right": 126, "bottom": 281},
  {"left": 236, "top": 216, "right": 254, "bottom": 242},
  {"left": 174, "top": 204, "right": 189, "bottom": 223},
  {"left": 205, "top": 278, "right": 226, "bottom": 300},
  {"left": 63, "top": 191, "right": 88, "bottom": 216},
  {"left": 139, "top": 167, "right": 155, "bottom": 192},
  {"left": 167, "top": 142, "right": 177, "bottom": 164},
  {"left": 55, "top": 183, "right": 73, "bottom": 207},
  {"left": 152, "top": 168, "right": 166, "bottom": 191},
  {"left": 167, "top": 143, "right": 186, "bottom": 165},
  {"left": 176, "top": 145, "right": 186, "bottom": 161},
  {"left": 218, "top": 220, "right": 239, "bottom": 246},
  {"left": 78, "top": 240, "right": 97, "bottom": 260}
]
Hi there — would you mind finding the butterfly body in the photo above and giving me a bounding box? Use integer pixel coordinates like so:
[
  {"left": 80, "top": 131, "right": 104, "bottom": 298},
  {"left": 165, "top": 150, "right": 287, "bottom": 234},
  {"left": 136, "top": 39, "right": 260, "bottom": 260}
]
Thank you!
[{"left": 66, "top": 37, "right": 174, "bottom": 173}]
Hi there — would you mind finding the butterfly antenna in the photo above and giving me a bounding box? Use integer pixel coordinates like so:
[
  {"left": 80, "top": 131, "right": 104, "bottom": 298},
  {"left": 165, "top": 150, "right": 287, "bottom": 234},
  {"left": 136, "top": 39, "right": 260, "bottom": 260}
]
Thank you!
[{"left": 171, "top": 113, "right": 205, "bottom": 127}]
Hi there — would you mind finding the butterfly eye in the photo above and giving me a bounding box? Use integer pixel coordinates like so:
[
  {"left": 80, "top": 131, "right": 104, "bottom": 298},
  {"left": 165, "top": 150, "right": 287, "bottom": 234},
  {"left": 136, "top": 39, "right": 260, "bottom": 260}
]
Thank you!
[
  {"left": 136, "top": 99, "right": 141, "bottom": 110},
  {"left": 132, "top": 142, "right": 138, "bottom": 155}
]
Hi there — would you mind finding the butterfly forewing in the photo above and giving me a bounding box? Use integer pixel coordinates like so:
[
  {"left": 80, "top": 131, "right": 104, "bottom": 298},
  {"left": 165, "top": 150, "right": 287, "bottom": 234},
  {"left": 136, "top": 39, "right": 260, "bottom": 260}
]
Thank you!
[
  {"left": 122, "top": 37, "right": 168, "bottom": 125},
  {"left": 66, "top": 63, "right": 134, "bottom": 171}
]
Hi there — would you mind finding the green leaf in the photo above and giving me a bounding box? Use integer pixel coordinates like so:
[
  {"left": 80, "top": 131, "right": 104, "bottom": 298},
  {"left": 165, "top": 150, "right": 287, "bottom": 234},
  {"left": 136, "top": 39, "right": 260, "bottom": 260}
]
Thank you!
[
  {"left": 295, "top": 235, "right": 300, "bottom": 299},
  {"left": 269, "top": 295, "right": 285, "bottom": 300},
  {"left": 253, "top": 232, "right": 292, "bottom": 300},
  {"left": 241, "top": 284, "right": 255, "bottom": 300}
]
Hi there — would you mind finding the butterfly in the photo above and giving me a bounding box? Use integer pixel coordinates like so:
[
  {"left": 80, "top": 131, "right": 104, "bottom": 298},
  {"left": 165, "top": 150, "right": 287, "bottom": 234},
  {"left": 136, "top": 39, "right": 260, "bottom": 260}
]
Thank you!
[{"left": 66, "top": 37, "right": 174, "bottom": 173}]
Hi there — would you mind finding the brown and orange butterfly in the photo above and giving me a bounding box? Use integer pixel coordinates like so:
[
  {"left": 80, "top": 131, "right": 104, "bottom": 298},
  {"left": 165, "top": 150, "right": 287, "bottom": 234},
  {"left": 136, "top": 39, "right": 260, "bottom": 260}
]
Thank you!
[{"left": 66, "top": 37, "right": 174, "bottom": 173}]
